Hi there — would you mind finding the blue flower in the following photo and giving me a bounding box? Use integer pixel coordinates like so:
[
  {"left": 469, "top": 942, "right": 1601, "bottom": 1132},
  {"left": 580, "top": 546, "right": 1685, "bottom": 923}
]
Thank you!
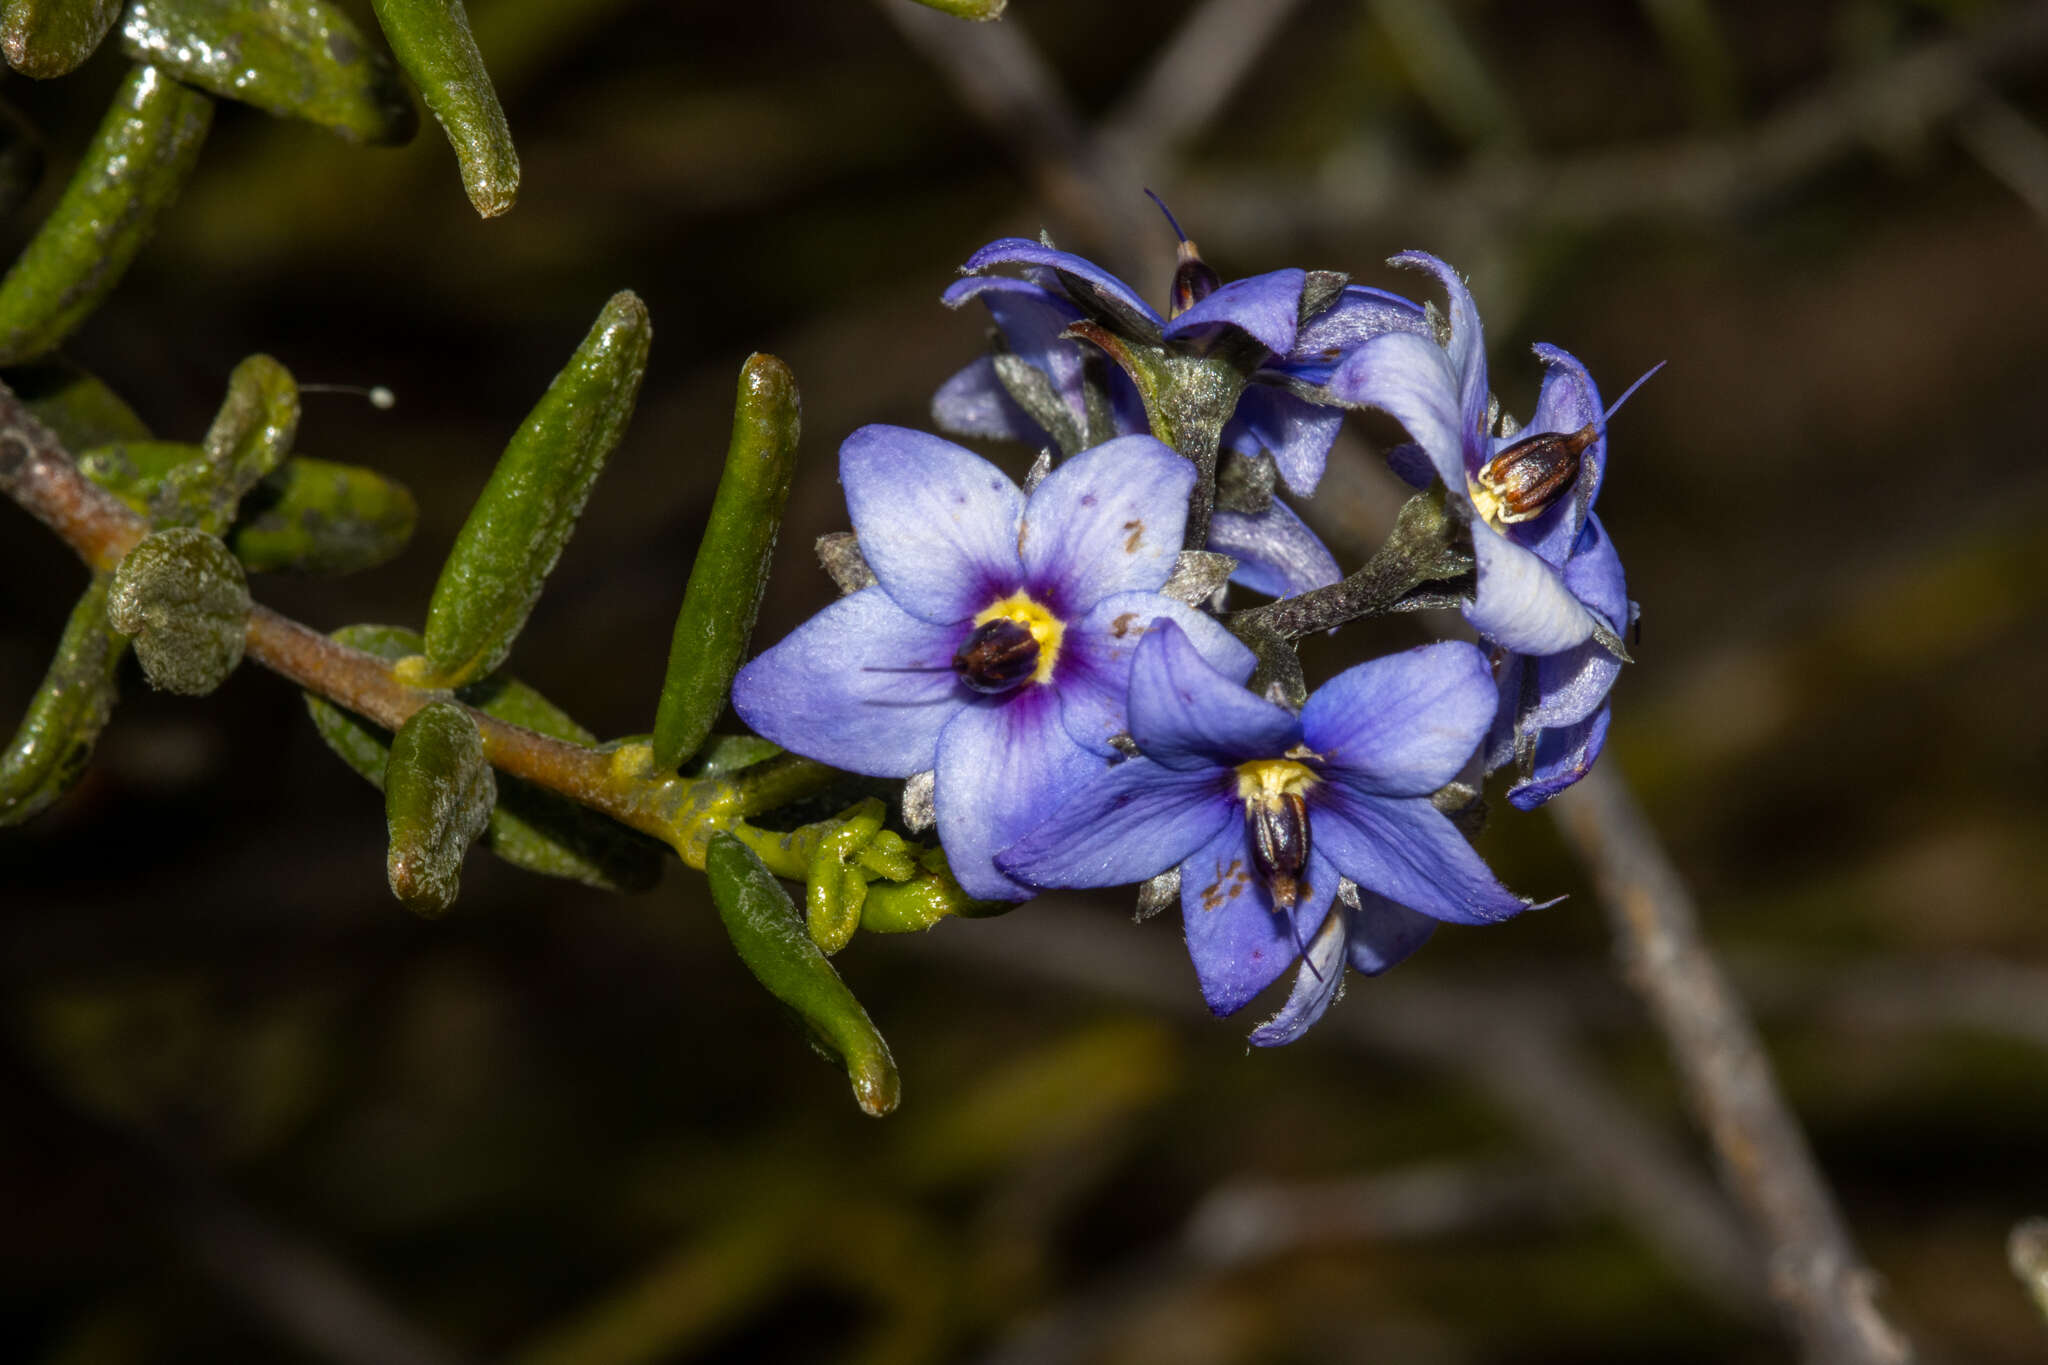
[
  {"left": 997, "top": 620, "right": 1531, "bottom": 1042},
  {"left": 730, "top": 427, "right": 1254, "bottom": 901},
  {"left": 934, "top": 233, "right": 1429, "bottom": 599},
  {"left": 1329, "top": 252, "right": 1648, "bottom": 808}
]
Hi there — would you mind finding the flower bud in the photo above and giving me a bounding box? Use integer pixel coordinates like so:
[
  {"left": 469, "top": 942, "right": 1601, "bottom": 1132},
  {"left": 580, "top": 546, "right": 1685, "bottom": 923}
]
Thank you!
[
  {"left": 954, "top": 616, "right": 1039, "bottom": 693},
  {"left": 1169, "top": 239, "right": 1221, "bottom": 319},
  {"left": 1473, "top": 422, "right": 1598, "bottom": 524}
]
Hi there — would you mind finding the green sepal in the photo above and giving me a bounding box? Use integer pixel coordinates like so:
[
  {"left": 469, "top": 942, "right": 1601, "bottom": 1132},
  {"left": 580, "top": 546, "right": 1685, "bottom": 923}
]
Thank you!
[
  {"left": 705, "top": 832, "right": 900, "bottom": 1117},
  {"left": 0, "top": 64, "right": 212, "bottom": 365},
  {"left": 418, "top": 290, "right": 649, "bottom": 689},
  {"left": 78, "top": 441, "right": 419, "bottom": 576},
  {"left": 905, "top": 0, "right": 1007, "bottom": 21},
  {"left": 368, "top": 0, "right": 516, "bottom": 217},
  {"left": 121, "top": 0, "right": 417, "bottom": 145},
  {"left": 106, "top": 526, "right": 249, "bottom": 696},
  {"left": 152, "top": 354, "right": 300, "bottom": 534},
  {"left": 1, "top": 0, "right": 120, "bottom": 78},
  {"left": 0, "top": 572, "right": 126, "bottom": 825},
  {"left": 0, "top": 98, "right": 45, "bottom": 220},
  {"left": 384, "top": 700, "right": 495, "bottom": 916},
  {"left": 4, "top": 356, "right": 152, "bottom": 449},
  {"left": 652, "top": 353, "right": 799, "bottom": 771},
  {"left": 303, "top": 623, "right": 664, "bottom": 892}
]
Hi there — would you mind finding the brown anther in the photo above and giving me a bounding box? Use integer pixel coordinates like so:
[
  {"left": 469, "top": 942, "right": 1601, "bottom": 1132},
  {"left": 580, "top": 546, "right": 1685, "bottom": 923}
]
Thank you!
[
  {"left": 1474, "top": 422, "right": 1599, "bottom": 523},
  {"left": 1244, "top": 789, "right": 1311, "bottom": 910},
  {"left": 953, "top": 617, "right": 1040, "bottom": 694}
]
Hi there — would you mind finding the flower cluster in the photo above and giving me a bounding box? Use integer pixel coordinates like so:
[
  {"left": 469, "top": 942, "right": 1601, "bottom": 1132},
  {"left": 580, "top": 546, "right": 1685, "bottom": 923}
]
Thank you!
[{"left": 732, "top": 225, "right": 1648, "bottom": 1042}]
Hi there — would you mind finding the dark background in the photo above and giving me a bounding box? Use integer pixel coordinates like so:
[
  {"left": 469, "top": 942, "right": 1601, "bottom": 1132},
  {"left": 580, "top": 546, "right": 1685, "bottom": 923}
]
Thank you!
[{"left": 3, "top": 0, "right": 2047, "bottom": 1360}]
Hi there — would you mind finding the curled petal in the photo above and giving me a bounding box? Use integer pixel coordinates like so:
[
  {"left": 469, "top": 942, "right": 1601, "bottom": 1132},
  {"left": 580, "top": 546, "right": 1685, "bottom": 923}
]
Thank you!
[
  {"left": 1329, "top": 330, "right": 1466, "bottom": 494},
  {"left": 1164, "top": 268, "right": 1304, "bottom": 356},
  {"left": 1280, "top": 285, "right": 1430, "bottom": 384},
  {"left": 1248, "top": 859, "right": 1349, "bottom": 1046},
  {"left": 959, "top": 238, "right": 1164, "bottom": 330},
  {"left": 842, "top": 425, "right": 1025, "bottom": 625},
  {"left": 1312, "top": 786, "right": 1528, "bottom": 925},
  {"left": 1506, "top": 702, "right": 1610, "bottom": 811},
  {"left": 935, "top": 686, "right": 1099, "bottom": 901},
  {"left": 1343, "top": 884, "right": 1437, "bottom": 975},
  {"left": 1301, "top": 641, "right": 1497, "bottom": 798},
  {"left": 730, "top": 589, "right": 965, "bottom": 777},
  {"left": 1562, "top": 513, "right": 1628, "bottom": 628},
  {"left": 933, "top": 356, "right": 1043, "bottom": 443},
  {"left": 1223, "top": 386, "right": 1344, "bottom": 497},
  {"left": 1528, "top": 341, "right": 1607, "bottom": 515},
  {"left": 1387, "top": 252, "right": 1489, "bottom": 466},
  {"left": 946, "top": 276, "right": 1092, "bottom": 424},
  {"left": 1020, "top": 436, "right": 1190, "bottom": 613},
  {"left": 1058, "top": 592, "right": 1255, "bottom": 757},
  {"left": 1180, "top": 823, "right": 1337, "bottom": 1017},
  {"left": 1206, "top": 497, "right": 1341, "bottom": 601},
  {"left": 1466, "top": 530, "right": 1596, "bottom": 656},
  {"left": 996, "top": 759, "right": 1233, "bottom": 890},
  {"left": 1128, "top": 621, "right": 1300, "bottom": 772}
]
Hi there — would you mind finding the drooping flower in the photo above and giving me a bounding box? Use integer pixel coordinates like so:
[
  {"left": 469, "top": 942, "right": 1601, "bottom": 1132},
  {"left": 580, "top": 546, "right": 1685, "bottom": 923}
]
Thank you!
[
  {"left": 730, "top": 427, "right": 1253, "bottom": 901},
  {"left": 1328, "top": 252, "right": 1649, "bottom": 808},
  {"left": 997, "top": 621, "right": 1532, "bottom": 1042},
  {"left": 933, "top": 228, "right": 1430, "bottom": 598}
]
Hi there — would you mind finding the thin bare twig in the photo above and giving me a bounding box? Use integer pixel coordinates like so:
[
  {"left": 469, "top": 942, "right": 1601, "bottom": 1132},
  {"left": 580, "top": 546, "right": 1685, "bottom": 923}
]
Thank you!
[
  {"left": 1550, "top": 765, "right": 1912, "bottom": 1365},
  {"left": 1097, "top": 0, "right": 1313, "bottom": 178}
]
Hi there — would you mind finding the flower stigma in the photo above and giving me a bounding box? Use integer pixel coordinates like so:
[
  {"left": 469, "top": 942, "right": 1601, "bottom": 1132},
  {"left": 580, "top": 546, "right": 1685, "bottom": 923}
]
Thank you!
[
  {"left": 1235, "top": 757, "right": 1319, "bottom": 910},
  {"left": 955, "top": 592, "right": 1064, "bottom": 693},
  {"left": 1470, "top": 423, "right": 1598, "bottom": 527}
]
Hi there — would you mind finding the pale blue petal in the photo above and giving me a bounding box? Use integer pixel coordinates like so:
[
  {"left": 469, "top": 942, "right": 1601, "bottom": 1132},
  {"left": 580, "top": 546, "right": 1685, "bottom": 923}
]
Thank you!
[
  {"left": 1248, "top": 857, "right": 1349, "bottom": 1046},
  {"left": 1312, "top": 786, "right": 1528, "bottom": 925},
  {"left": 946, "top": 275, "right": 1091, "bottom": 425},
  {"left": 1207, "top": 497, "right": 1342, "bottom": 601},
  {"left": 959, "top": 238, "right": 1164, "bottom": 331},
  {"left": 1388, "top": 252, "right": 1489, "bottom": 475},
  {"left": 1466, "top": 529, "right": 1596, "bottom": 656},
  {"left": 1019, "top": 435, "right": 1190, "bottom": 613},
  {"left": 1506, "top": 703, "right": 1610, "bottom": 811},
  {"left": 1223, "top": 386, "right": 1344, "bottom": 496},
  {"left": 996, "top": 759, "right": 1233, "bottom": 889},
  {"left": 731, "top": 589, "right": 966, "bottom": 777},
  {"left": 1278, "top": 285, "right": 1430, "bottom": 385},
  {"left": 1057, "top": 592, "right": 1255, "bottom": 757},
  {"left": 1344, "top": 886, "right": 1437, "bottom": 975},
  {"left": 1181, "top": 823, "right": 1337, "bottom": 1017},
  {"left": 1164, "top": 268, "right": 1304, "bottom": 356},
  {"left": 1328, "top": 330, "right": 1466, "bottom": 494},
  {"left": 1128, "top": 621, "right": 1300, "bottom": 772},
  {"left": 842, "top": 425, "right": 1025, "bottom": 625},
  {"left": 935, "top": 686, "right": 1101, "bottom": 901},
  {"left": 1301, "top": 641, "right": 1497, "bottom": 797},
  {"left": 933, "top": 355, "right": 1044, "bottom": 444}
]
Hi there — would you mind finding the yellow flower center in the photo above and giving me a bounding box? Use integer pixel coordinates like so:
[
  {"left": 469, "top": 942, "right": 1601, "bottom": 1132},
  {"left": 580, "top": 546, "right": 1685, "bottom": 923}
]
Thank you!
[
  {"left": 1234, "top": 757, "right": 1318, "bottom": 805},
  {"left": 972, "top": 591, "right": 1064, "bottom": 685}
]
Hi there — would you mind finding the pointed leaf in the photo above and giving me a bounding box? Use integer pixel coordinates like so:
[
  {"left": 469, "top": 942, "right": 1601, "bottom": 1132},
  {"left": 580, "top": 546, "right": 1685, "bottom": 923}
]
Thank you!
[
  {"left": 368, "top": 0, "right": 515, "bottom": 216},
  {"left": 419, "top": 291, "right": 649, "bottom": 688},
  {"left": 106, "top": 527, "right": 248, "bottom": 696},
  {"left": 384, "top": 700, "right": 494, "bottom": 915},
  {"left": 706, "top": 833, "right": 900, "bottom": 1116},
  {"left": 906, "top": 0, "right": 1006, "bottom": 17},
  {"left": 153, "top": 354, "right": 300, "bottom": 534},
  {"left": 652, "top": 353, "right": 799, "bottom": 770},
  {"left": 0, "top": 64, "right": 212, "bottom": 365},
  {"left": 2, "top": 0, "right": 120, "bottom": 78},
  {"left": 222, "top": 455, "right": 418, "bottom": 574},
  {"left": 0, "top": 572, "right": 125, "bottom": 825},
  {"left": 121, "top": 0, "right": 416, "bottom": 145}
]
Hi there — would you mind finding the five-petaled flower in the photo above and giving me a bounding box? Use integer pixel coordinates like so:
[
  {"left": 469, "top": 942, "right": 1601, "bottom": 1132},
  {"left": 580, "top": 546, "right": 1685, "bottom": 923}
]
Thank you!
[
  {"left": 730, "top": 427, "right": 1252, "bottom": 901},
  {"left": 1330, "top": 252, "right": 1646, "bottom": 808},
  {"left": 997, "top": 620, "right": 1533, "bottom": 1042},
  {"left": 934, "top": 232, "right": 1430, "bottom": 599}
]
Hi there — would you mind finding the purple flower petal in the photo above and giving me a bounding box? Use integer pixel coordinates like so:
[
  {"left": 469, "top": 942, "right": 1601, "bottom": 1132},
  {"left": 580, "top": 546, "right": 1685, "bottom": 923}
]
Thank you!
[
  {"left": 1344, "top": 885, "right": 1437, "bottom": 975},
  {"left": 1207, "top": 496, "right": 1342, "bottom": 601},
  {"left": 1301, "top": 641, "right": 1496, "bottom": 797},
  {"left": 1020, "top": 435, "right": 1190, "bottom": 613},
  {"left": 1057, "top": 592, "right": 1255, "bottom": 756},
  {"left": 1385, "top": 442, "right": 1437, "bottom": 490},
  {"left": 935, "top": 685, "right": 1101, "bottom": 901},
  {"left": 731, "top": 588, "right": 966, "bottom": 777},
  {"left": 996, "top": 758, "right": 1234, "bottom": 889},
  {"left": 1312, "top": 786, "right": 1528, "bottom": 925},
  {"left": 1528, "top": 638, "right": 1622, "bottom": 732},
  {"left": 1223, "top": 386, "right": 1345, "bottom": 496},
  {"left": 1388, "top": 252, "right": 1488, "bottom": 461},
  {"left": 1329, "top": 330, "right": 1466, "bottom": 495},
  {"left": 1163, "top": 268, "right": 1305, "bottom": 356},
  {"left": 1465, "top": 529, "right": 1596, "bottom": 656},
  {"left": 959, "top": 238, "right": 1164, "bottom": 331},
  {"left": 842, "top": 425, "right": 1025, "bottom": 626},
  {"left": 944, "top": 276, "right": 1092, "bottom": 425},
  {"left": 1562, "top": 513, "right": 1627, "bottom": 628},
  {"left": 1248, "top": 866, "right": 1349, "bottom": 1046},
  {"left": 933, "top": 355, "right": 1043, "bottom": 443},
  {"left": 1129, "top": 621, "right": 1300, "bottom": 772},
  {"left": 1506, "top": 702, "right": 1610, "bottom": 811},
  {"left": 1278, "top": 285, "right": 1429, "bottom": 383},
  {"left": 1180, "top": 822, "right": 1337, "bottom": 1017}
]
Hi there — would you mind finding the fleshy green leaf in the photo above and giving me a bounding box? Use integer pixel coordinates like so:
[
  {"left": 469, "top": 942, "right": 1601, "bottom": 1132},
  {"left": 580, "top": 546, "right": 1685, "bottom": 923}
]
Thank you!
[
  {"left": 152, "top": 354, "right": 300, "bottom": 534},
  {"left": 303, "top": 624, "right": 663, "bottom": 892},
  {"left": 706, "top": 833, "right": 900, "bottom": 1117},
  {"left": 368, "top": 0, "right": 516, "bottom": 216},
  {"left": 418, "top": 290, "right": 649, "bottom": 689},
  {"left": 0, "top": 573, "right": 126, "bottom": 825},
  {"left": 384, "top": 700, "right": 495, "bottom": 915},
  {"left": 652, "top": 353, "right": 799, "bottom": 771},
  {"left": 106, "top": 527, "right": 249, "bottom": 696},
  {"left": 4, "top": 356, "right": 152, "bottom": 449},
  {"left": 121, "top": 0, "right": 417, "bottom": 145},
  {"left": 0, "top": 64, "right": 212, "bottom": 365},
  {"left": 1, "top": 0, "right": 120, "bottom": 78},
  {"left": 907, "top": 0, "right": 1007, "bottom": 19}
]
